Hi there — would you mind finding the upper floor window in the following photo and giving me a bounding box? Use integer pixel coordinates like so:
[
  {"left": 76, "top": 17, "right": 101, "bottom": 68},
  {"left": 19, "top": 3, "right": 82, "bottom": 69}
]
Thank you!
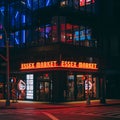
[
  {"left": 60, "top": 23, "right": 97, "bottom": 47},
  {"left": 80, "top": 0, "right": 95, "bottom": 6},
  {"left": 60, "top": 0, "right": 96, "bottom": 13}
]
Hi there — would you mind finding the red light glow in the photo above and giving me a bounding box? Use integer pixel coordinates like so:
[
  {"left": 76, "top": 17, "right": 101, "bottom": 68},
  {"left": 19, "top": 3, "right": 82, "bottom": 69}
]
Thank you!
[
  {"left": 80, "top": 0, "right": 95, "bottom": 6},
  {"left": 20, "top": 60, "right": 98, "bottom": 70}
]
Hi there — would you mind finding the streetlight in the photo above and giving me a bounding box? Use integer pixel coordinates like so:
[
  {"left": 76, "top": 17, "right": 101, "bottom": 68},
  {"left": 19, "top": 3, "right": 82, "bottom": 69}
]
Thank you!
[
  {"left": 0, "top": 25, "right": 10, "bottom": 106},
  {"left": 6, "top": 38, "right": 10, "bottom": 106}
]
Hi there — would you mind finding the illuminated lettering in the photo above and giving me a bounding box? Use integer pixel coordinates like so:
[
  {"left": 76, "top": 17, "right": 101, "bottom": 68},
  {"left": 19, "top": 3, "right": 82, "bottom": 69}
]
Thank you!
[
  {"left": 20, "top": 60, "right": 98, "bottom": 70},
  {"left": 36, "top": 62, "right": 41, "bottom": 68},
  {"left": 71, "top": 62, "right": 77, "bottom": 67},
  {"left": 78, "top": 62, "right": 82, "bottom": 68},
  {"left": 61, "top": 61, "right": 77, "bottom": 68},
  {"left": 41, "top": 62, "right": 44, "bottom": 67},
  {"left": 61, "top": 61, "right": 67, "bottom": 67},
  {"left": 93, "top": 63, "right": 97, "bottom": 69},
  {"left": 85, "top": 63, "right": 89, "bottom": 68},
  {"left": 88, "top": 63, "right": 92, "bottom": 68},
  {"left": 21, "top": 63, "right": 35, "bottom": 69},
  {"left": 82, "top": 63, "right": 86, "bottom": 68},
  {"left": 78, "top": 62, "right": 97, "bottom": 69},
  {"left": 52, "top": 61, "right": 57, "bottom": 67}
]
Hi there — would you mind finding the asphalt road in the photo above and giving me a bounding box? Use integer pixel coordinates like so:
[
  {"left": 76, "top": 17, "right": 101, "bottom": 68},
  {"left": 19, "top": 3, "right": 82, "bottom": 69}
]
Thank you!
[{"left": 0, "top": 105, "right": 120, "bottom": 120}]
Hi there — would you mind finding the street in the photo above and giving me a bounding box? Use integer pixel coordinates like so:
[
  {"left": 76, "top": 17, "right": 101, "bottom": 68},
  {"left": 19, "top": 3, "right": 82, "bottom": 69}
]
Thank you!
[{"left": 0, "top": 104, "right": 120, "bottom": 120}]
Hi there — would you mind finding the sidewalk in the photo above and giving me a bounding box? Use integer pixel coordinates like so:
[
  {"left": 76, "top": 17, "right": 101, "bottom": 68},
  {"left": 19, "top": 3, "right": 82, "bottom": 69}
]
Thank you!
[{"left": 0, "top": 99, "right": 120, "bottom": 109}]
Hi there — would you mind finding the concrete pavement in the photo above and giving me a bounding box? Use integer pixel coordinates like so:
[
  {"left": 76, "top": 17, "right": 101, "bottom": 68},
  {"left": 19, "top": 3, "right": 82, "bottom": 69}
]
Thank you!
[{"left": 0, "top": 99, "right": 120, "bottom": 109}]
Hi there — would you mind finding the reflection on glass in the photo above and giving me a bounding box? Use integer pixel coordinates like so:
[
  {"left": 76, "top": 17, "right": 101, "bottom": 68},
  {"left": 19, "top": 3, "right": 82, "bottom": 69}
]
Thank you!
[{"left": 67, "top": 74, "right": 74, "bottom": 100}]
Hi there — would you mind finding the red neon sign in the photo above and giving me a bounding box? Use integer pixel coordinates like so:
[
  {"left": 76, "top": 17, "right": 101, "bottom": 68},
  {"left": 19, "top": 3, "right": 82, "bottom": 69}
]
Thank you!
[{"left": 20, "top": 60, "right": 98, "bottom": 70}]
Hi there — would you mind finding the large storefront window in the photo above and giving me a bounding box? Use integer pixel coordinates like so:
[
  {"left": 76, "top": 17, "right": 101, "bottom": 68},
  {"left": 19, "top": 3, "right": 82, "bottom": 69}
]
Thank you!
[
  {"left": 16, "top": 74, "right": 34, "bottom": 100},
  {"left": 60, "top": 0, "right": 96, "bottom": 13},
  {"left": 67, "top": 74, "right": 75, "bottom": 100},
  {"left": 60, "top": 22, "right": 97, "bottom": 47},
  {"left": 65, "top": 73, "right": 97, "bottom": 101},
  {"left": 17, "top": 79, "right": 26, "bottom": 100},
  {"left": 84, "top": 75, "right": 97, "bottom": 99},
  {"left": 26, "top": 74, "right": 34, "bottom": 99}
]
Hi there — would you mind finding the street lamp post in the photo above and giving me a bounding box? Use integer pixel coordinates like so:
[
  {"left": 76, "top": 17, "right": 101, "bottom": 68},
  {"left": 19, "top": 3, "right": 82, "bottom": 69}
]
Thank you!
[
  {"left": 6, "top": 39, "right": 10, "bottom": 106},
  {"left": 0, "top": 25, "right": 10, "bottom": 106}
]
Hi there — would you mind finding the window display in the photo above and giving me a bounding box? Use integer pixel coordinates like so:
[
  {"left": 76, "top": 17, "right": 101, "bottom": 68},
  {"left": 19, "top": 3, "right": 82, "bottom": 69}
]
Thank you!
[
  {"left": 66, "top": 74, "right": 97, "bottom": 101},
  {"left": 76, "top": 75, "right": 85, "bottom": 100},
  {"left": 74, "top": 29, "right": 91, "bottom": 41},
  {"left": 67, "top": 74, "right": 75, "bottom": 100},
  {"left": 18, "top": 79, "right": 26, "bottom": 100},
  {"left": 26, "top": 74, "right": 34, "bottom": 99}
]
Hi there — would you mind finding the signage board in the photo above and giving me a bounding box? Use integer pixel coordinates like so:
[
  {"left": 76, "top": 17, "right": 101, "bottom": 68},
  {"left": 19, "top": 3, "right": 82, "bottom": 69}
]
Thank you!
[{"left": 20, "top": 60, "right": 98, "bottom": 70}]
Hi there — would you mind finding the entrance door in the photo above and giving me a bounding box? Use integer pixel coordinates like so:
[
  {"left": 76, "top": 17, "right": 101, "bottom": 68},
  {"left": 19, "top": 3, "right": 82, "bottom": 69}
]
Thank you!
[
  {"left": 39, "top": 81, "right": 51, "bottom": 101},
  {"left": 66, "top": 74, "right": 75, "bottom": 100},
  {"left": 76, "top": 75, "right": 85, "bottom": 100}
]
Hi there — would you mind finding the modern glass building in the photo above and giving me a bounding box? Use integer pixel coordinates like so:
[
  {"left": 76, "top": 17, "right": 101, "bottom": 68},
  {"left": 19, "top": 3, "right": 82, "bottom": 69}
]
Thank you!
[{"left": 0, "top": 0, "right": 108, "bottom": 102}]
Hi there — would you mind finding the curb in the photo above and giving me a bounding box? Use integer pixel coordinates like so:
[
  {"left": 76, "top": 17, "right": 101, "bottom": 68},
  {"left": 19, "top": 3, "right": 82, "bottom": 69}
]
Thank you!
[{"left": 0, "top": 99, "right": 120, "bottom": 109}]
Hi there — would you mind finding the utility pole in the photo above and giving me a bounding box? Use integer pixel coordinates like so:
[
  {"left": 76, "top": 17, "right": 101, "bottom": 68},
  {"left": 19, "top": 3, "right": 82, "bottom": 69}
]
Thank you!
[
  {"left": 1, "top": 1, "right": 10, "bottom": 106},
  {"left": 0, "top": 26, "right": 10, "bottom": 106},
  {"left": 6, "top": 39, "right": 10, "bottom": 106}
]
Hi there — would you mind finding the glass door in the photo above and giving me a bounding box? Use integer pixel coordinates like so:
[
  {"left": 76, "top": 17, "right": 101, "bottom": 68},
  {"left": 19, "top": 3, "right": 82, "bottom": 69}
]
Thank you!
[
  {"left": 66, "top": 74, "right": 75, "bottom": 100},
  {"left": 37, "top": 73, "right": 52, "bottom": 101},
  {"left": 76, "top": 75, "right": 85, "bottom": 100},
  {"left": 39, "top": 81, "right": 50, "bottom": 101}
]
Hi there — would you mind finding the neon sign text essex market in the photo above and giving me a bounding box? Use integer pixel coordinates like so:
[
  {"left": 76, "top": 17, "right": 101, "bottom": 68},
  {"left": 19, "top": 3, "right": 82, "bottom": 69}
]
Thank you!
[{"left": 20, "top": 60, "right": 98, "bottom": 70}]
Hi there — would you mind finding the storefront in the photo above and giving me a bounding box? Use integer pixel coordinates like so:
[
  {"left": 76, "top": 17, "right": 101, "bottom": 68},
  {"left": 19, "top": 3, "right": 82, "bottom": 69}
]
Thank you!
[{"left": 10, "top": 60, "right": 100, "bottom": 102}]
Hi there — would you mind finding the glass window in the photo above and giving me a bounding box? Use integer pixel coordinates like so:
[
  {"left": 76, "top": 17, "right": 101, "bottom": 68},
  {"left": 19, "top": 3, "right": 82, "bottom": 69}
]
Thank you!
[
  {"left": 76, "top": 74, "right": 97, "bottom": 100},
  {"left": 0, "top": 1, "right": 97, "bottom": 47},
  {"left": 80, "top": 0, "right": 96, "bottom": 13},
  {"left": 60, "top": 0, "right": 96, "bottom": 13},
  {"left": 73, "top": 25, "right": 80, "bottom": 45},
  {"left": 17, "top": 79, "right": 26, "bottom": 100},
  {"left": 80, "top": 0, "right": 95, "bottom": 6},
  {"left": 76, "top": 75, "right": 85, "bottom": 100},
  {"left": 26, "top": 74, "right": 34, "bottom": 99},
  {"left": 60, "top": 22, "right": 97, "bottom": 47},
  {"left": 66, "top": 24, "right": 73, "bottom": 44},
  {"left": 61, "top": 23, "right": 66, "bottom": 43},
  {"left": 67, "top": 73, "right": 75, "bottom": 100}
]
